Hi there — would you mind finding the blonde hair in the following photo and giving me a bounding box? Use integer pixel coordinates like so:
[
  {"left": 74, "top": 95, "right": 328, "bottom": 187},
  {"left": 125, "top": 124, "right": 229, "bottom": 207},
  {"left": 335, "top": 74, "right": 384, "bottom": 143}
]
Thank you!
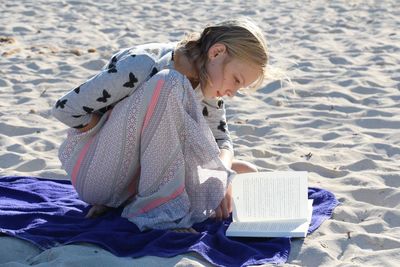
[{"left": 178, "top": 18, "right": 269, "bottom": 90}]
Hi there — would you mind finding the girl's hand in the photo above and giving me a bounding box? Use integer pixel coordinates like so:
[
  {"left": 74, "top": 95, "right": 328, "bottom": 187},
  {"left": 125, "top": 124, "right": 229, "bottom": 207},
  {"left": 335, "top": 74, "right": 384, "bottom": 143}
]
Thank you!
[
  {"left": 78, "top": 113, "right": 101, "bottom": 132},
  {"left": 214, "top": 183, "right": 233, "bottom": 221}
]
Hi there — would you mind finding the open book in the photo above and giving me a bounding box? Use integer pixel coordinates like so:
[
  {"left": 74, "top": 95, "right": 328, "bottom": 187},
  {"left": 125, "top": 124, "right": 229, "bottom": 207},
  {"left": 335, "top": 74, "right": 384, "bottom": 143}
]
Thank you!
[{"left": 226, "top": 171, "right": 313, "bottom": 238}]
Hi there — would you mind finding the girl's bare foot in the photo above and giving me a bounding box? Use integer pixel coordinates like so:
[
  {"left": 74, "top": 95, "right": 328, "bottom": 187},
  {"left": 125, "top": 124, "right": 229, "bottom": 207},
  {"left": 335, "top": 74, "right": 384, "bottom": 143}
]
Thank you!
[
  {"left": 172, "top": 228, "right": 198, "bottom": 234},
  {"left": 85, "top": 205, "right": 111, "bottom": 218}
]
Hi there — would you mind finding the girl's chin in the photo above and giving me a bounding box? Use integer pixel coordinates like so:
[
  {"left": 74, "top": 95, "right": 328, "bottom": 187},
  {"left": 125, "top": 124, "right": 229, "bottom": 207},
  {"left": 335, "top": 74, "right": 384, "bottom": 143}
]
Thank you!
[{"left": 201, "top": 89, "right": 217, "bottom": 99}]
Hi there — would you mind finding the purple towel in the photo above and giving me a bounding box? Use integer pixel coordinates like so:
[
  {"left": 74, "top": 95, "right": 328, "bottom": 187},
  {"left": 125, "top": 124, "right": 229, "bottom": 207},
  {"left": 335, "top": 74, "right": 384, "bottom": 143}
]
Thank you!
[{"left": 0, "top": 176, "right": 338, "bottom": 266}]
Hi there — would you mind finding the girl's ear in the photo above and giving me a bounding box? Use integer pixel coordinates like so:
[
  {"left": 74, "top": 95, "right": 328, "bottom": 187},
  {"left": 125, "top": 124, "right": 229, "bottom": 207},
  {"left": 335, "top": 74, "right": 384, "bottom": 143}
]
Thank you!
[{"left": 208, "top": 43, "right": 227, "bottom": 59}]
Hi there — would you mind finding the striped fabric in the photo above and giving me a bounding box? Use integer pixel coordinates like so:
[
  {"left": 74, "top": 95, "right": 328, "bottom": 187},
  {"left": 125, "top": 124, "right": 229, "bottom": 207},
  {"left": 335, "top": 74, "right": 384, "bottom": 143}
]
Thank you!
[{"left": 58, "top": 69, "right": 233, "bottom": 230}]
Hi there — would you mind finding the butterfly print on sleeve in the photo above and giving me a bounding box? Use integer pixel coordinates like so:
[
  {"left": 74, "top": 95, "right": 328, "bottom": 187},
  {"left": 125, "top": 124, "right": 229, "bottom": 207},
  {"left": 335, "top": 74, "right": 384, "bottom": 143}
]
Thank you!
[
  {"left": 98, "top": 105, "right": 113, "bottom": 114},
  {"left": 96, "top": 89, "right": 111, "bottom": 103},
  {"left": 108, "top": 66, "right": 117, "bottom": 73},
  {"left": 217, "top": 99, "right": 224, "bottom": 109},
  {"left": 107, "top": 56, "right": 118, "bottom": 73},
  {"left": 56, "top": 99, "right": 67, "bottom": 109},
  {"left": 150, "top": 67, "right": 158, "bottom": 77},
  {"left": 123, "top": 72, "right": 138, "bottom": 88},
  {"left": 202, "top": 106, "right": 209, "bottom": 116},
  {"left": 82, "top": 106, "right": 94, "bottom": 114},
  {"left": 217, "top": 120, "right": 227, "bottom": 133}
]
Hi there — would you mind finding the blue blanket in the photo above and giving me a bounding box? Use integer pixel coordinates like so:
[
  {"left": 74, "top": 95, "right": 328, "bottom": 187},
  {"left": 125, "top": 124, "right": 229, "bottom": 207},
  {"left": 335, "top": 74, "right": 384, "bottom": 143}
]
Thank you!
[{"left": 0, "top": 176, "right": 338, "bottom": 266}]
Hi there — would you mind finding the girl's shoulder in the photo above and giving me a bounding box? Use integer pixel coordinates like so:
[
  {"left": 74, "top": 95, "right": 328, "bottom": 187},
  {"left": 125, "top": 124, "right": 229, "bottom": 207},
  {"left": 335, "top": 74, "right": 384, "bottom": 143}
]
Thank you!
[{"left": 115, "top": 42, "right": 177, "bottom": 62}]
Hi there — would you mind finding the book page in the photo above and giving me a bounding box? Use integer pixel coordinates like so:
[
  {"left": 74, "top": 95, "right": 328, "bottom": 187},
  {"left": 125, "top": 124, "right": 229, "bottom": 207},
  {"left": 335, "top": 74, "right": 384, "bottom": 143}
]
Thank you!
[
  {"left": 227, "top": 200, "right": 314, "bottom": 238},
  {"left": 232, "top": 171, "right": 308, "bottom": 222},
  {"left": 226, "top": 219, "right": 307, "bottom": 238}
]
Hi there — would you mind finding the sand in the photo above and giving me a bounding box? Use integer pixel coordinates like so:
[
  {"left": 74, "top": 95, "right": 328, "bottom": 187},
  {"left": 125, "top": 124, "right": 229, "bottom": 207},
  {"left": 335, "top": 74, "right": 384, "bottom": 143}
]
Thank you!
[{"left": 1, "top": 0, "right": 399, "bottom": 266}]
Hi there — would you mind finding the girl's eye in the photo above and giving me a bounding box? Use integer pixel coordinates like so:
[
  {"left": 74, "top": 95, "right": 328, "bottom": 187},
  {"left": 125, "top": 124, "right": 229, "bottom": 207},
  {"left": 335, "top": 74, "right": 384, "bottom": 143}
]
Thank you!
[{"left": 235, "top": 77, "right": 240, "bottom": 84}]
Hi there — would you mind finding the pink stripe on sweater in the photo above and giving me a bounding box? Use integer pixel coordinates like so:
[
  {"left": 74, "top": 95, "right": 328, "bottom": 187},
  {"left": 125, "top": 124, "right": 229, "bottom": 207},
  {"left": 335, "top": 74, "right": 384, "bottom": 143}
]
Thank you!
[
  {"left": 128, "top": 166, "right": 141, "bottom": 195},
  {"left": 141, "top": 79, "right": 165, "bottom": 134},
  {"left": 71, "top": 136, "right": 95, "bottom": 186},
  {"left": 127, "top": 184, "right": 185, "bottom": 218}
]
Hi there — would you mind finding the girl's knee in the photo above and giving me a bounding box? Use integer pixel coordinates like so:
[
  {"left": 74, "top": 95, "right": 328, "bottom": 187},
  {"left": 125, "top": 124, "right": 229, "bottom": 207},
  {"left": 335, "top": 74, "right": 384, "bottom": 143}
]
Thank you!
[{"left": 231, "top": 160, "right": 258, "bottom": 174}]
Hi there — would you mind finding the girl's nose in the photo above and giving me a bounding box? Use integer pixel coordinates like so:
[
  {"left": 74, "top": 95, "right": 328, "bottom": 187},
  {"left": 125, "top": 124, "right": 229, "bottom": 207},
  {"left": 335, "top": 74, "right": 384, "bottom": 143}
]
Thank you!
[{"left": 225, "top": 91, "right": 233, "bottom": 97}]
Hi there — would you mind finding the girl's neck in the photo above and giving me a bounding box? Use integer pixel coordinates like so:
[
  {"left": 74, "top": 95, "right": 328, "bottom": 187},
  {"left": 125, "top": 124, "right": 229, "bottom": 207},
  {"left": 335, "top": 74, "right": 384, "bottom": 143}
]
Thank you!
[{"left": 173, "top": 48, "right": 200, "bottom": 88}]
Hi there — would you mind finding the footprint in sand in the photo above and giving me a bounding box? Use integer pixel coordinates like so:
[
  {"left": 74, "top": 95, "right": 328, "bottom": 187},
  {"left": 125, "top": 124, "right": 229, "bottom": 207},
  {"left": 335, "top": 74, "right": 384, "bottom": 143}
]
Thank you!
[
  {"left": 355, "top": 118, "right": 400, "bottom": 129},
  {"left": 363, "top": 222, "right": 385, "bottom": 234},
  {"left": 12, "top": 26, "right": 35, "bottom": 33},
  {"left": 80, "top": 59, "right": 107, "bottom": 71},
  {"left": 15, "top": 159, "right": 46, "bottom": 172},
  {"left": 26, "top": 62, "right": 41, "bottom": 71},
  {"left": 337, "top": 79, "right": 354, "bottom": 87},
  {"left": 321, "top": 132, "right": 341, "bottom": 141},
  {"left": 350, "top": 85, "right": 387, "bottom": 95},
  {"left": 0, "top": 78, "right": 10, "bottom": 87},
  {"left": 349, "top": 233, "right": 400, "bottom": 250},
  {"left": 340, "top": 158, "right": 378, "bottom": 172},
  {"left": 253, "top": 159, "right": 278, "bottom": 170},
  {"left": 21, "top": 136, "right": 41, "bottom": 145},
  {"left": 0, "top": 153, "right": 22, "bottom": 168},
  {"left": 329, "top": 56, "right": 352, "bottom": 65},
  {"left": 6, "top": 143, "right": 27, "bottom": 154},
  {"left": 258, "top": 80, "right": 282, "bottom": 94},
  {"left": 0, "top": 122, "right": 45, "bottom": 137},
  {"left": 289, "top": 162, "right": 349, "bottom": 178},
  {"left": 21, "top": 10, "right": 37, "bottom": 16},
  {"left": 16, "top": 97, "right": 31, "bottom": 105},
  {"left": 381, "top": 174, "right": 400, "bottom": 188},
  {"left": 251, "top": 149, "right": 275, "bottom": 158},
  {"left": 350, "top": 187, "right": 400, "bottom": 209},
  {"left": 30, "top": 139, "right": 56, "bottom": 152},
  {"left": 331, "top": 206, "right": 361, "bottom": 224},
  {"left": 292, "top": 78, "right": 312, "bottom": 85},
  {"left": 373, "top": 143, "right": 400, "bottom": 158},
  {"left": 382, "top": 210, "right": 400, "bottom": 228},
  {"left": 328, "top": 232, "right": 400, "bottom": 262},
  {"left": 273, "top": 145, "right": 295, "bottom": 154}
]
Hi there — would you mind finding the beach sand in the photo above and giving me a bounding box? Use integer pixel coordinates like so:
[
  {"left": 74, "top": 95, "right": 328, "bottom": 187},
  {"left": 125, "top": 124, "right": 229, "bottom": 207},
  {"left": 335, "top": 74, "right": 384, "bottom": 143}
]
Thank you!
[{"left": 1, "top": 0, "right": 399, "bottom": 266}]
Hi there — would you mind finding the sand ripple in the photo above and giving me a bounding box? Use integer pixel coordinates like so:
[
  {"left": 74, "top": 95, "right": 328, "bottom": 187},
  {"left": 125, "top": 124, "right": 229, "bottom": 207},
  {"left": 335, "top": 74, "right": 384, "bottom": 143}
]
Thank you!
[{"left": 0, "top": 0, "right": 399, "bottom": 266}]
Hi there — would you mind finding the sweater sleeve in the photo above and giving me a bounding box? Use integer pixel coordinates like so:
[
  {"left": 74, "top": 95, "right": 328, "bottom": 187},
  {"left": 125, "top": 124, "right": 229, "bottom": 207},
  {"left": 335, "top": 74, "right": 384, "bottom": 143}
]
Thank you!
[
  {"left": 201, "top": 97, "right": 234, "bottom": 153},
  {"left": 52, "top": 49, "right": 156, "bottom": 128}
]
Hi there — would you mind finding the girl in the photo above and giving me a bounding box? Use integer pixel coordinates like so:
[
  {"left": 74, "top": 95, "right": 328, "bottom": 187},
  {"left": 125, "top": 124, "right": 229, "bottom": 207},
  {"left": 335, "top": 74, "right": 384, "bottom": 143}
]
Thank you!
[{"left": 52, "top": 18, "right": 268, "bottom": 230}]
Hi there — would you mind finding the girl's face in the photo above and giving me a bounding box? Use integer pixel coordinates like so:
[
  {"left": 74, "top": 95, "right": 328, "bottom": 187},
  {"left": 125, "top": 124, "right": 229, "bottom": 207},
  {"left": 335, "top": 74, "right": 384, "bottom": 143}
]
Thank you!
[{"left": 202, "top": 43, "right": 261, "bottom": 98}]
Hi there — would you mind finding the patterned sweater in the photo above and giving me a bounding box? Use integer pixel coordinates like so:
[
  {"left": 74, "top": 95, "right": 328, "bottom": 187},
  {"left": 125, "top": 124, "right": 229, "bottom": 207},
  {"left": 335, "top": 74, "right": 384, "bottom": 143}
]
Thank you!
[{"left": 52, "top": 42, "right": 233, "bottom": 152}]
